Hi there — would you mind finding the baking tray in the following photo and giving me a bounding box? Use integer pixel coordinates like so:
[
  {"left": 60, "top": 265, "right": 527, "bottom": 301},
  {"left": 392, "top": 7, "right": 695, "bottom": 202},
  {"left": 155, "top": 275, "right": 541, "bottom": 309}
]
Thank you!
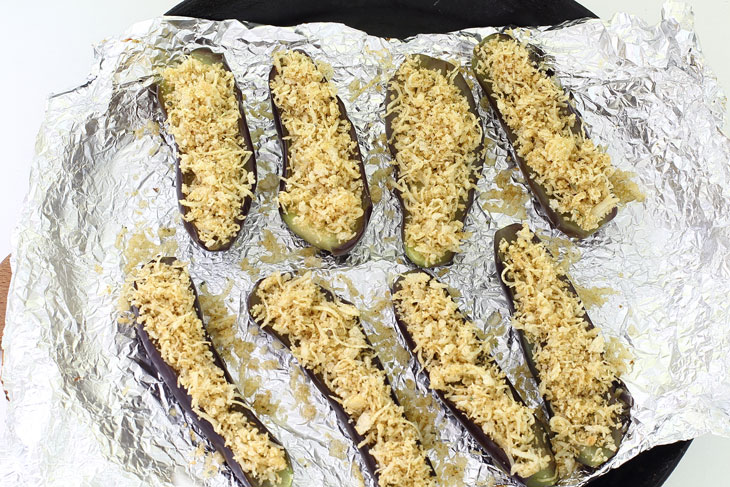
[{"left": 163, "top": 1, "right": 693, "bottom": 486}]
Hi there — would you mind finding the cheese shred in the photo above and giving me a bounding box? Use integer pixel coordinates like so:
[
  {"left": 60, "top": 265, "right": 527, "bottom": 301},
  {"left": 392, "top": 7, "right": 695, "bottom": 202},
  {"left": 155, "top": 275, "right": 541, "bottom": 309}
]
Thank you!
[
  {"left": 386, "top": 56, "right": 482, "bottom": 266},
  {"left": 161, "top": 55, "right": 254, "bottom": 249},
  {"left": 475, "top": 37, "right": 617, "bottom": 231},
  {"left": 499, "top": 225, "right": 625, "bottom": 475},
  {"left": 130, "top": 259, "right": 287, "bottom": 484},
  {"left": 393, "top": 272, "right": 550, "bottom": 478},
  {"left": 251, "top": 273, "right": 435, "bottom": 487},
  {"left": 270, "top": 51, "right": 365, "bottom": 243}
]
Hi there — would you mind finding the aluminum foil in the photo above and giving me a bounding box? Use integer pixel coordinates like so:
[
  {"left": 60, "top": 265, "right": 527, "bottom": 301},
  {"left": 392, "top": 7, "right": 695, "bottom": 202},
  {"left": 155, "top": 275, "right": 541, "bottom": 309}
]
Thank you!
[{"left": 2, "top": 2, "right": 730, "bottom": 486}]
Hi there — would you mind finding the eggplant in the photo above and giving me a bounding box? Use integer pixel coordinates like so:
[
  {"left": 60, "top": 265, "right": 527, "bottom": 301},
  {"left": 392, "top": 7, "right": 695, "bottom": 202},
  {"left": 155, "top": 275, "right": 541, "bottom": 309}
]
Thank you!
[
  {"left": 472, "top": 33, "right": 617, "bottom": 239},
  {"left": 268, "top": 51, "right": 372, "bottom": 256},
  {"left": 132, "top": 258, "right": 293, "bottom": 487},
  {"left": 391, "top": 270, "right": 557, "bottom": 487},
  {"left": 157, "top": 48, "right": 258, "bottom": 252},
  {"left": 384, "top": 54, "right": 486, "bottom": 267},
  {"left": 493, "top": 224, "right": 633, "bottom": 469},
  {"left": 247, "top": 275, "right": 435, "bottom": 485}
]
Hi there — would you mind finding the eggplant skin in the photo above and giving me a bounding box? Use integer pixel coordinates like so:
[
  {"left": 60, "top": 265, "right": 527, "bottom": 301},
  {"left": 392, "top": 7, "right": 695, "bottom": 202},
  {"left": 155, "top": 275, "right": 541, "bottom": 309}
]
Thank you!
[
  {"left": 156, "top": 48, "right": 258, "bottom": 252},
  {"left": 391, "top": 270, "right": 557, "bottom": 487},
  {"left": 247, "top": 276, "right": 435, "bottom": 484},
  {"left": 472, "top": 34, "right": 617, "bottom": 239},
  {"left": 384, "top": 54, "right": 486, "bottom": 268},
  {"left": 132, "top": 258, "right": 292, "bottom": 487},
  {"left": 268, "top": 51, "right": 372, "bottom": 257},
  {"left": 493, "top": 224, "right": 633, "bottom": 469}
]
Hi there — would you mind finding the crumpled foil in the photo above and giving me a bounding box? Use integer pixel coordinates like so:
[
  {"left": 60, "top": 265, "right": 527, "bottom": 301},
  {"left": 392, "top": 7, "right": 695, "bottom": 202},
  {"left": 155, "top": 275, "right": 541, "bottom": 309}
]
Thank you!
[{"left": 2, "top": 2, "right": 730, "bottom": 486}]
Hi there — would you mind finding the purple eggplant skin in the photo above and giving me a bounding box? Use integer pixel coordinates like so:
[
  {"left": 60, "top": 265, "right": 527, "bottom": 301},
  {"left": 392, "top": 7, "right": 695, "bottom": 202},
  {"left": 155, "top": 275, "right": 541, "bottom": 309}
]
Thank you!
[
  {"left": 247, "top": 276, "right": 436, "bottom": 484},
  {"left": 472, "top": 33, "right": 617, "bottom": 240},
  {"left": 156, "top": 48, "right": 258, "bottom": 252},
  {"left": 384, "top": 54, "right": 486, "bottom": 268},
  {"left": 132, "top": 258, "right": 293, "bottom": 487},
  {"left": 391, "top": 270, "right": 558, "bottom": 487},
  {"left": 268, "top": 51, "right": 372, "bottom": 257},
  {"left": 493, "top": 224, "right": 633, "bottom": 469}
]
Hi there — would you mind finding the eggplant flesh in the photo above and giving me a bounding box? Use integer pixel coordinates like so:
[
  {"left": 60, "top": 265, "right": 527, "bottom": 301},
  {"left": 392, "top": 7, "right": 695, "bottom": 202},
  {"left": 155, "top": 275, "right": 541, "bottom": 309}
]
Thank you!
[
  {"left": 156, "top": 48, "right": 258, "bottom": 252},
  {"left": 132, "top": 258, "right": 293, "bottom": 487},
  {"left": 391, "top": 270, "right": 557, "bottom": 487},
  {"left": 472, "top": 33, "right": 616, "bottom": 239},
  {"left": 268, "top": 52, "right": 372, "bottom": 257},
  {"left": 247, "top": 277, "right": 435, "bottom": 484},
  {"left": 384, "top": 54, "right": 486, "bottom": 268},
  {"left": 493, "top": 224, "right": 633, "bottom": 469}
]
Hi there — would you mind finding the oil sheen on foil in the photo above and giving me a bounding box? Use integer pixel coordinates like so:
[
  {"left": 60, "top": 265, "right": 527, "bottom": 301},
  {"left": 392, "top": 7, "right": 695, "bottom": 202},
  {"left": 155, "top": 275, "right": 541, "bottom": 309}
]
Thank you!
[{"left": 2, "top": 2, "right": 730, "bottom": 486}]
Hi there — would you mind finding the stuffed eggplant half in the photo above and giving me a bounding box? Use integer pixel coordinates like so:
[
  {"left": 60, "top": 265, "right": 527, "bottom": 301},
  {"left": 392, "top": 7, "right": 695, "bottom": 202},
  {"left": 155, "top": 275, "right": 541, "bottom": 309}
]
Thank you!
[
  {"left": 392, "top": 270, "right": 557, "bottom": 487},
  {"left": 494, "top": 224, "right": 632, "bottom": 472},
  {"left": 157, "top": 48, "right": 257, "bottom": 251},
  {"left": 385, "top": 54, "right": 485, "bottom": 267},
  {"left": 269, "top": 50, "right": 372, "bottom": 256},
  {"left": 473, "top": 34, "right": 618, "bottom": 239},
  {"left": 248, "top": 272, "right": 436, "bottom": 487},
  {"left": 130, "top": 258, "right": 292, "bottom": 487}
]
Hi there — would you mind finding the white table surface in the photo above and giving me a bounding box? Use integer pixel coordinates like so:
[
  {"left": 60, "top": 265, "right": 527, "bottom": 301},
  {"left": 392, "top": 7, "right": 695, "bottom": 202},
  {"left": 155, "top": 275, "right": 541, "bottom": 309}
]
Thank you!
[{"left": 1, "top": 1, "right": 728, "bottom": 486}]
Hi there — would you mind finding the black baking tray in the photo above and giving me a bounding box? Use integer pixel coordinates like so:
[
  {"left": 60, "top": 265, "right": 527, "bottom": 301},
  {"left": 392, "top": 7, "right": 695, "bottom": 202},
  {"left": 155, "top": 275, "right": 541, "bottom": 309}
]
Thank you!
[{"left": 166, "top": 1, "right": 692, "bottom": 486}]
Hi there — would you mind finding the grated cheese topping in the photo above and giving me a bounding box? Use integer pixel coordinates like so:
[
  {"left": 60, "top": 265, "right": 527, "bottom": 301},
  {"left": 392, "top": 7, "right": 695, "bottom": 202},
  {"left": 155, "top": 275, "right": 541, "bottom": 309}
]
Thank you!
[
  {"left": 393, "top": 272, "right": 551, "bottom": 478},
  {"left": 130, "top": 259, "right": 287, "bottom": 483},
  {"left": 499, "top": 225, "right": 624, "bottom": 474},
  {"left": 475, "top": 38, "right": 617, "bottom": 231},
  {"left": 270, "top": 51, "right": 364, "bottom": 244},
  {"left": 386, "top": 56, "right": 482, "bottom": 266},
  {"left": 251, "top": 272, "right": 435, "bottom": 487},
  {"left": 161, "top": 55, "right": 254, "bottom": 249}
]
